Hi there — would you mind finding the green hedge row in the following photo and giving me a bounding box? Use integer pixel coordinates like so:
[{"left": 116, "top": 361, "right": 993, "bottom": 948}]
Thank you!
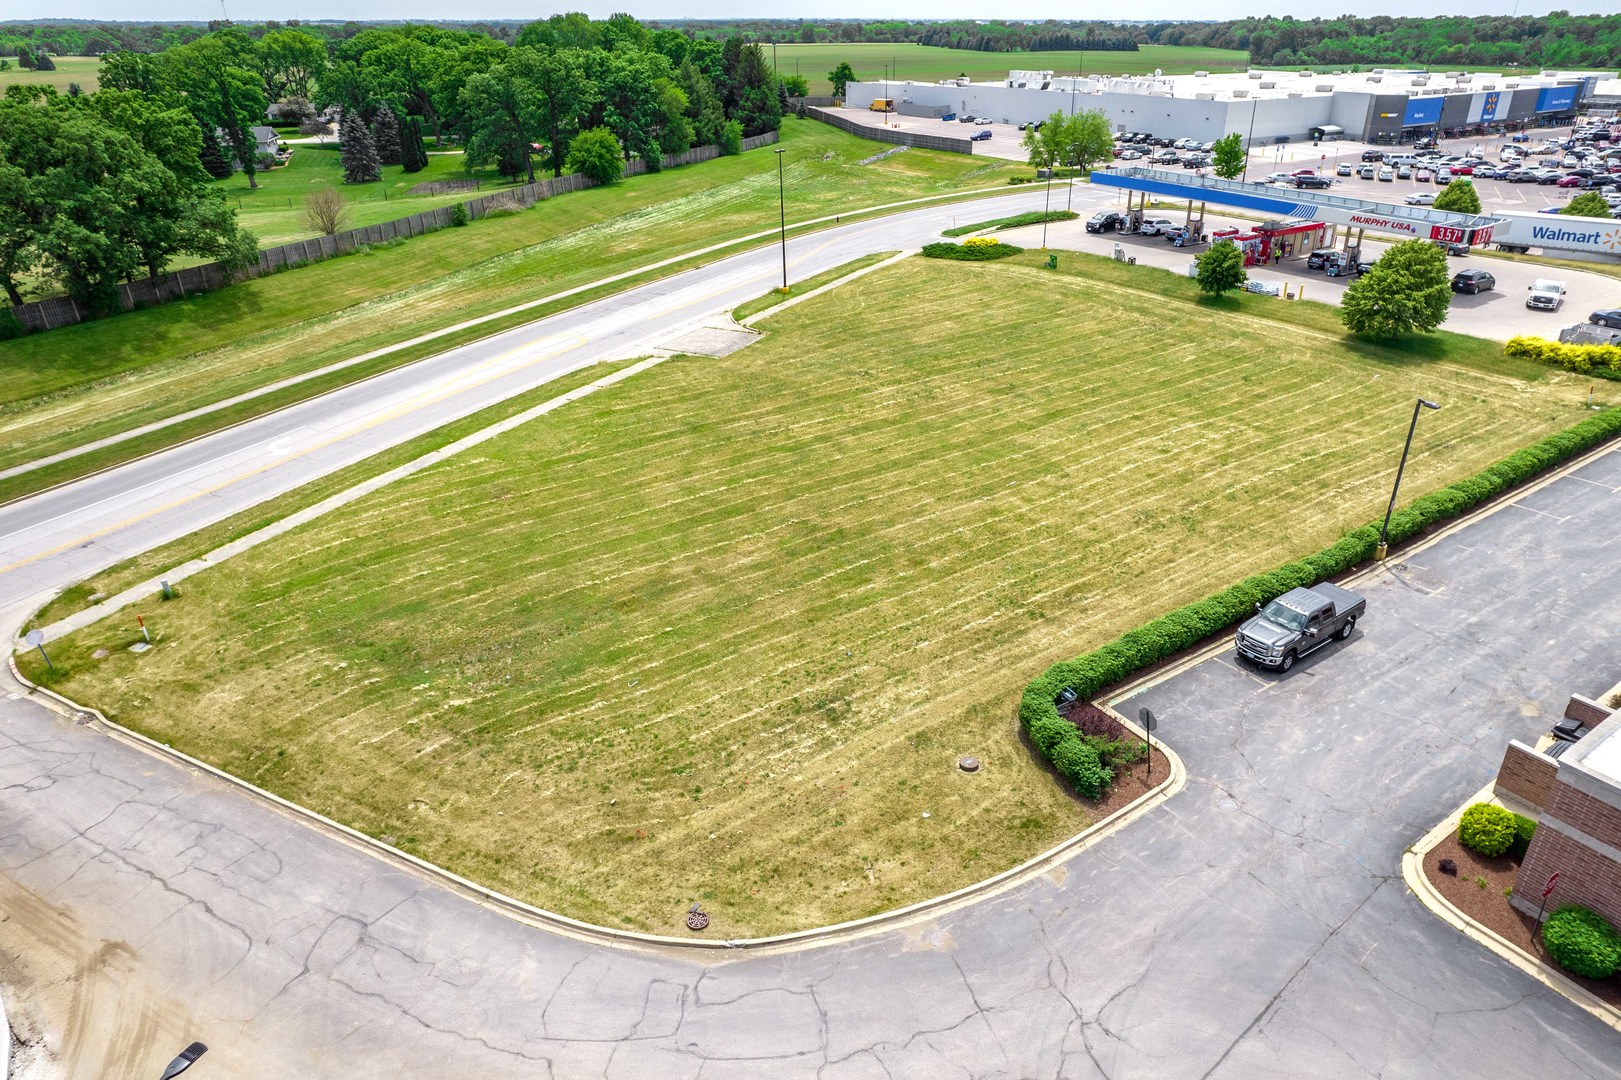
[
  {"left": 940, "top": 211, "right": 1078, "bottom": 238},
  {"left": 921, "top": 241, "right": 1025, "bottom": 261},
  {"left": 1505, "top": 335, "right": 1621, "bottom": 380},
  {"left": 1543, "top": 905, "right": 1621, "bottom": 979},
  {"left": 1019, "top": 406, "right": 1621, "bottom": 799}
]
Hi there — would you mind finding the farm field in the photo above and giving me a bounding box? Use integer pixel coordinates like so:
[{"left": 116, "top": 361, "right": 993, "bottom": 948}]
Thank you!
[
  {"left": 25, "top": 251, "right": 1597, "bottom": 938},
  {"left": 0, "top": 54, "right": 99, "bottom": 92},
  {"left": 0, "top": 121, "right": 1023, "bottom": 504},
  {"left": 773, "top": 42, "right": 1249, "bottom": 95}
]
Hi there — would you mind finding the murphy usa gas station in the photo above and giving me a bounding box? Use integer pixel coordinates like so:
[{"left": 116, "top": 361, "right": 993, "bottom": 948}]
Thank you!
[{"left": 1089, "top": 167, "right": 1501, "bottom": 268}]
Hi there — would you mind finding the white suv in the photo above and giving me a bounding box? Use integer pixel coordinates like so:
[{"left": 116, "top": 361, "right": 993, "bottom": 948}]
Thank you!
[{"left": 1138, "top": 218, "right": 1178, "bottom": 235}]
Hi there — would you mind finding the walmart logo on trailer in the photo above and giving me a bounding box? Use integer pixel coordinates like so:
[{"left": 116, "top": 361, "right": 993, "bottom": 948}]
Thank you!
[{"left": 1530, "top": 224, "right": 1621, "bottom": 252}]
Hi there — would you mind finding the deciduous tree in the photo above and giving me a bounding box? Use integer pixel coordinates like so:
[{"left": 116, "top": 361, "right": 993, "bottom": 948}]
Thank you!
[
  {"left": 565, "top": 126, "right": 623, "bottom": 185},
  {"left": 304, "top": 188, "right": 350, "bottom": 235},
  {"left": 1211, "top": 132, "right": 1245, "bottom": 179},
  {"left": 828, "top": 61, "right": 856, "bottom": 99},
  {"left": 1433, "top": 178, "right": 1481, "bottom": 214},
  {"left": 1340, "top": 238, "right": 1451, "bottom": 339},
  {"left": 1563, "top": 190, "right": 1612, "bottom": 219},
  {"left": 1194, "top": 239, "right": 1247, "bottom": 295}
]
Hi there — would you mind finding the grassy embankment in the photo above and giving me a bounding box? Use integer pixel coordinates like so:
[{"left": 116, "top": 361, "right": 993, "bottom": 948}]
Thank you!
[
  {"left": 0, "top": 120, "right": 1024, "bottom": 504},
  {"left": 24, "top": 250, "right": 1602, "bottom": 938},
  {"left": 772, "top": 42, "right": 1249, "bottom": 95}
]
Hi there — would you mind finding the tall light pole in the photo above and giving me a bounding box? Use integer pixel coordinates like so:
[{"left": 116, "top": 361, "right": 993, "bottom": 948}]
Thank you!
[
  {"left": 1041, "top": 159, "right": 1054, "bottom": 248},
  {"left": 775, "top": 147, "right": 789, "bottom": 292},
  {"left": 1241, "top": 97, "right": 1259, "bottom": 181},
  {"left": 1376, "top": 398, "right": 1441, "bottom": 560}
]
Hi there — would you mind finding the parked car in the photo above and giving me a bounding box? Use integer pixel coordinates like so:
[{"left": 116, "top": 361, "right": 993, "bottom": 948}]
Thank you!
[
  {"left": 1449, "top": 164, "right": 1475, "bottom": 176},
  {"left": 1405, "top": 191, "right": 1437, "bottom": 206},
  {"left": 1294, "top": 175, "right": 1333, "bottom": 189},
  {"left": 1436, "top": 172, "right": 1453, "bottom": 185},
  {"left": 1397, "top": 165, "right": 1413, "bottom": 179},
  {"left": 1234, "top": 584, "right": 1366, "bottom": 672},
  {"left": 1590, "top": 309, "right": 1621, "bottom": 329},
  {"left": 1336, "top": 163, "right": 1354, "bottom": 176},
  {"left": 1322, "top": 251, "right": 1364, "bottom": 277},
  {"left": 1085, "top": 210, "right": 1125, "bottom": 233},
  {"left": 974, "top": 116, "right": 994, "bottom": 126},
  {"left": 1361, "top": 149, "right": 1386, "bottom": 162},
  {"left": 1137, "top": 217, "right": 1178, "bottom": 236},
  {"left": 1378, "top": 166, "right": 1395, "bottom": 181},
  {"left": 958, "top": 115, "right": 976, "bottom": 123},
  {"left": 1116, "top": 149, "right": 1143, "bottom": 160},
  {"left": 1306, "top": 248, "right": 1340, "bottom": 269},
  {"left": 1557, "top": 174, "right": 1585, "bottom": 187},
  {"left": 1451, "top": 270, "right": 1494, "bottom": 295},
  {"left": 1289, "top": 168, "right": 1319, "bottom": 177},
  {"left": 969, "top": 129, "right": 992, "bottom": 141}
]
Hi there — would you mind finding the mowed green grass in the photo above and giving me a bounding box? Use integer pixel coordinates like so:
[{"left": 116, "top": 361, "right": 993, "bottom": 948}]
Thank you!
[
  {"left": 212, "top": 144, "right": 507, "bottom": 248},
  {"left": 0, "top": 55, "right": 100, "bottom": 93},
  {"left": 0, "top": 121, "right": 1022, "bottom": 501},
  {"left": 26, "top": 253, "right": 1591, "bottom": 937},
  {"left": 775, "top": 43, "right": 1249, "bottom": 95}
]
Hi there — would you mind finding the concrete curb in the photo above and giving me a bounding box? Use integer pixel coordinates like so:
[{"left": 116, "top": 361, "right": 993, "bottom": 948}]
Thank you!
[
  {"left": 1402, "top": 783, "right": 1621, "bottom": 1032},
  {"left": 6, "top": 651, "right": 1184, "bottom": 955},
  {"left": 1, "top": 987, "right": 10, "bottom": 1080}
]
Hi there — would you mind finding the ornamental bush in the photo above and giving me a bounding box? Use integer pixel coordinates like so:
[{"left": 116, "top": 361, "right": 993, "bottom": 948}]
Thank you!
[
  {"left": 1458, "top": 803, "right": 1517, "bottom": 856},
  {"left": 921, "top": 240, "right": 1023, "bottom": 261},
  {"left": 1508, "top": 813, "right": 1537, "bottom": 861},
  {"left": 1505, "top": 336, "right": 1621, "bottom": 378},
  {"left": 1051, "top": 734, "right": 1111, "bottom": 799},
  {"left": 1542, "top": 905, "right": 1621, "bottom": 979}
]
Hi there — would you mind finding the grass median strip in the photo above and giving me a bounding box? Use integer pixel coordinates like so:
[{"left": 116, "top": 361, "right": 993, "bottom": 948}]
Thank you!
[
  {"left": 940, "top": 210, "right": 1078, "bottom": 237},
  {"left": 731, "top": 252, "right": 899, "bottom": 321},
  {"left": 24, "top": 251, "right": 1596, "bottom": 938}
]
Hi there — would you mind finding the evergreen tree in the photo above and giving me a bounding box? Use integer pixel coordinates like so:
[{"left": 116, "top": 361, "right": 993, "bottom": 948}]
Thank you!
[
  {"left": 339, "top": 109, "right": 382, "bottom": 184},
  {"left": 35, "top": 53, "right": 56, "bottom": 72},
  {"left": 372, "top": 105, "right": 402, "bottom": 167},
  {"left": 401, "top": 116, "right": 428, "bottom": 174},
  {"left": 198, "top": 123, "right": 234, "bottom": 180}
]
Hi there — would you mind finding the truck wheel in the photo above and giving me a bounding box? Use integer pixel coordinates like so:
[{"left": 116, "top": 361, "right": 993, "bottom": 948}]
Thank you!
[
  {"left": 1280, "top": 651, "right": 1296, "bottom": 672},
  {"left": 1337, "top": 616, "right": 1356, "bottom": 641}
]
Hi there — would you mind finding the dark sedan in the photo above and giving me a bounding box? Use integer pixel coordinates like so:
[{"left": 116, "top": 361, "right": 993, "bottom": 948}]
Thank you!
[{"left": 1591, "top": 309, "right": 1621, "bottom": 330}]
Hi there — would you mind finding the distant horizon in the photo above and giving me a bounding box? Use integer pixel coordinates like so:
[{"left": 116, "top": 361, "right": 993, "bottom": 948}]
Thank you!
[{"left": 0, "top": 5, "right": 1602, "bottom": 26}]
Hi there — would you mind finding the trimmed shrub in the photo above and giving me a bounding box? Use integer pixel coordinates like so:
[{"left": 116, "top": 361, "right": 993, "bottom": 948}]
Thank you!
[
  {"left": 1458, "top": 803, "right": 1517, "bottom": 856},
  {"left": 450, "top": 203, "right": 469, "bottom": 228},
  {"left": 1051, "top": 734, "right": 1111, "bottom": 799},
  {"left": 1542, "top": 905, "right": 1621, "bottom": 979},
  {"left": 1505, "top": 335, "right": 1621, "bottom": 380},
  {"left": 718, "top": 120, "right": 743, "bottom": 156},
  {"left": 0, "top": 307, "right": 24, "bottom": 341},
  {"left": 1509, "top": 813, "right": 1537, "bottom": 861},
  {"left": 1015, "top": 407, "right": 1621, "bottom": 798},
  {"left": 921, "top": 240, "right": 1023, "bottom": 261}
]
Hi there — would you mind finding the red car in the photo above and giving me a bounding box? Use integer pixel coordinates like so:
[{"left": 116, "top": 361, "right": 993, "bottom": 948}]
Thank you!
[
  {"left": 1448, "top": 165, "right": 1474, "bottom": 175},
  {"left": 1557, "top": 174, "right": 1585, "bottom": 187},
  {"left": 1290, "top": 168, "right": 1318, "bottom": 177}
]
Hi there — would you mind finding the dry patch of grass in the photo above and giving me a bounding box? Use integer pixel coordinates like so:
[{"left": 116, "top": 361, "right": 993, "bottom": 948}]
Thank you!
[{"left": 27, "top": 254, "right": 1599, "bottom": 938}]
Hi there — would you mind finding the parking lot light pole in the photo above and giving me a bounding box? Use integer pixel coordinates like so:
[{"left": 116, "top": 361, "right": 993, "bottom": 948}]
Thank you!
[
  {"left": 1041, "top": 159, "right": 1054, "bottom": 248},
  {"left": 1376, "top": 398, "right": 1442, "bottom": 560},
  {"left": 775, "top": 148, "right": 788, "bottom": 292}
]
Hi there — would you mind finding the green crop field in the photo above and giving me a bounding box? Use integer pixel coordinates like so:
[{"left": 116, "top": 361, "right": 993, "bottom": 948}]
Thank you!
[
  {"left": 773, "top": 43, "right": 1249, "bottom": 96},
  {"left": 0, "top": 120, "right": 1023, "bottom": 504},
  {"left": 0, "top": 54, "right": 100, "bottom": 93},
  {"left": 26, "top": 251, "right": 1597, "bottom": 938}
]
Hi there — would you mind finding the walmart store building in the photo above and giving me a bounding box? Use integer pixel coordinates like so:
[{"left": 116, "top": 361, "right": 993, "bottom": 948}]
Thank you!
[{"left": 845, "top": 69, "right": 1601, "bottom": 146}]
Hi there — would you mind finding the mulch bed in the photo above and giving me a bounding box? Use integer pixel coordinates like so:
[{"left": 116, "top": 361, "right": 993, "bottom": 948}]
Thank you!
[
  {"left": 1086, "top": 745, "right": 1173, "bottom": 819},
  {"left": 1423, "top": 833, "right": 1621, "bottom": 1008}
]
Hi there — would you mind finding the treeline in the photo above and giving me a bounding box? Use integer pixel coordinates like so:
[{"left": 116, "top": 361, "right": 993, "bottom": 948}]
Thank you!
[
  {"left": 1149, "top": 15, "right": 1621, "bottom": 70},
  {"left": 914, "top": 27, "right": 1137, "bottom": 53}
]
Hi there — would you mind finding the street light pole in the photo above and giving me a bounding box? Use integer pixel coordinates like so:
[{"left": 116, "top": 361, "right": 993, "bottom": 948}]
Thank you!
[
  {"left": 1241, "top": 98, "right": 1259, "bottom": 181},
  {"left": 1042, "top": 160, "right": 1054, "bottom": 248},
  {"left": 1376, "top": 398, "right": 1442, "bottom": 560},
  {"left": 775, "top": 147, "right": 788, "bottom": 292}
]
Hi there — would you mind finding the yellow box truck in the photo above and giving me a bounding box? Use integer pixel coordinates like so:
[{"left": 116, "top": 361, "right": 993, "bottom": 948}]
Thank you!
[{"left": 869, "top": 98, "right": 893, "bottom": 113}]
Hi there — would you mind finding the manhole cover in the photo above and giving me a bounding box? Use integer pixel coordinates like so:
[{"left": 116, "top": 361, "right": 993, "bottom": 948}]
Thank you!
[
  {"left": 686, "top": 909, "right": 710, "bottom": 931},
  {"left": 958, "top": 756, "right": 980, "bottom": 773}
]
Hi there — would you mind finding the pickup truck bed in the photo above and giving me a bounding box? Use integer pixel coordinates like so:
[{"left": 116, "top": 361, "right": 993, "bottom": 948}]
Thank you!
[{"left": 1235, "top": 583, "right": 1366, "bottom": 672}]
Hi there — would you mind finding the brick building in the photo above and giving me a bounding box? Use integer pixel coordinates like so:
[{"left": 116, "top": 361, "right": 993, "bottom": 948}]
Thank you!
[{"left": 1495, "top": 689, "right": 1621, "bottom": 924}]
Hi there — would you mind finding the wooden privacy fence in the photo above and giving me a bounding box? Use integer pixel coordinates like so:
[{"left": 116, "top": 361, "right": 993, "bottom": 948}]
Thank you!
[
  {"left": 803, "top": 107, "right": 974, "bottom": 155},
  {"left": 7, "top": 131, "right": 780, "bottom": 335}
]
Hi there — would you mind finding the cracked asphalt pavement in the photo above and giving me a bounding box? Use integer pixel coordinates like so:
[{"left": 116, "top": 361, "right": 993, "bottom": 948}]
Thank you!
[{"left": 4, "top": 439, "right": 1621, "bottom": 1073}]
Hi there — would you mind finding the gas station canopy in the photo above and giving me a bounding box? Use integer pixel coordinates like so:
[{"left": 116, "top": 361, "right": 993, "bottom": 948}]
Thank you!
[{"left": 1090, "top": 167, "right": 1504, "bottom": 247}]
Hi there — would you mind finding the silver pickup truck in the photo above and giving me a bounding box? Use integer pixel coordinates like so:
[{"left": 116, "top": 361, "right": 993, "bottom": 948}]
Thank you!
[{"left": 1234, "top": 583, "right": 1366, "bottom": 672}]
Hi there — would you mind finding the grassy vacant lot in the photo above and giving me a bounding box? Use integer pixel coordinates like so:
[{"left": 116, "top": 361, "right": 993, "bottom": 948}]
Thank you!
[
  {"left": 0, "top": 120, "right": 1021, "bottom": 502},
  {"left": 0, "top": 55, "right": 99, "bottom": 93},
  {"left": 26, "top": 252, "right": 1594, "bottom": 937},
  {"left": 212, "top": 144, "right": 506, "bottom": 248},
  {"left": 774, "top": 42, "right": 1249, "bottom": 95}
]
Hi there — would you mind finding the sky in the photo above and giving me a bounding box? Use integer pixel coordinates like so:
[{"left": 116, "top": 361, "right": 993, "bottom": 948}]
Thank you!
[{"left": 2, "top": 3, "right": 1612, "bottom": 24}]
